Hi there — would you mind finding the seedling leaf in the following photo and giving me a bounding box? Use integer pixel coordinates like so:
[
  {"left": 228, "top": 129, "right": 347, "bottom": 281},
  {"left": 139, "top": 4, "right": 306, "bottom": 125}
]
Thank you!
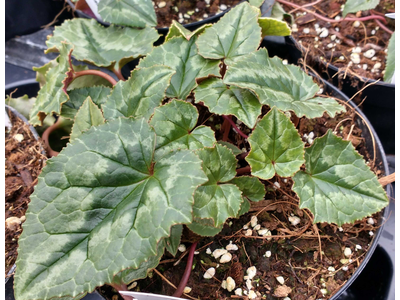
[{"left": 342, "top": 0, "right": 379, "bottom": 18}]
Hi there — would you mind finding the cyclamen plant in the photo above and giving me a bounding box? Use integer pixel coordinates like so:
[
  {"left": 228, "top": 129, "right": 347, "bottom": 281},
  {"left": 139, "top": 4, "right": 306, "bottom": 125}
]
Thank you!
[{"left": 15, "top": 2, "right": 389, "bottom": 300}]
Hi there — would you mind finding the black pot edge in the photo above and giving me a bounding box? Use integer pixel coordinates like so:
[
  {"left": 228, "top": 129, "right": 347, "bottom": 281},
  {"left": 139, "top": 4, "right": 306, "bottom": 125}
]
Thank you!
[
  {"left": 4, "top": 75, "right": 391, "bottom": 300},
  {"left": 285, "top": 35, "right": 395, "bottom": 89},
  {"left": 66, "top": 0, "right": 245, "bottom": 34}
]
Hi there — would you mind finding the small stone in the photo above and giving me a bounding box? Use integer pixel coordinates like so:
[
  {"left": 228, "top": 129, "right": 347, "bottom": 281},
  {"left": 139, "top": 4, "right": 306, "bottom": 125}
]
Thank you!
[
  {"left": 243, "top": 224, "right": 248, "bottom": 230},
  {"left": 350, "top": 53, "right": 361, "bottom": 64},
  {"left": 173, "top": 6, "right": 179, "bottom": 12},
  {"left": 246, "top": 266, "right": 257, "bottom": 279},
  {"left": 355, "top": 245, "right": 362, "bottom": 250},
  {"left": 369, "top": 231, "right": 374, "bottom": 236},
  {"left": 205, "top": 0, "right": 210, "bottom": 4},
  {"left": 245, "top": 229, "right": 253, "bottom": 236},
  {"left": 327, "top": 43, "right": 334, "bottom": 49},
  {"left": 226, "top": 241, "right": 239, "bottom": 251},
  {"left": 220, "top": 252, "right": 232, "bottom": 263},
  {"left": 14, "top": 134, "right": 24, "bottom": 142},
  {"left": 220, "top": 4, "right": 227, "bottom": 10},
  {"left": 250, "top": 216, "right": 258, "bottom": 227},
  {"left": 248, "top": 290, "right": 257, "bottom": 299},
  {"left": 274, "top": 285, "right": 292, "bottom": 297},
  {"left": 315, "top": 37, "right": 319, "bottom": 42},
  {"left": 349, "top": 259, "right": 353, "bottom": 263},
  {"left": 158, "top": 1, "right": 166, "bottom": 8},
  {"left": 364, "top": 49, "right": 376, "bottom": 59},
  {"left": 353, "top": 21, "right": 360, "bottom": 27},
  {"left": 320, "top": 289, "right": 328, "bottom": 295},
  {"left": 203, "top": 267, "right": 215, "bottom": 279},
  {"left": 352, "top": 47, "right": 362, "bottom": 53},
  {"left": 289, "top": 216, "right": 301, "bottom": 226},
  {"left": 206, "top": 247, "right": 212, "bottom": 255},
  {"left": 183, "top": 286, "right": 192, "bottom": 294},
  {"left": 226, "top": 277, "right": 236, "bottom": 292},
  {"left": 338, "top": 227, "right": 343, "bottom": 232},
  {"left": 194, "top": 251, "right": 199, "bottom": 255},
  {"left": 314, "top": 23, "right": 320, "bottom": 29},
  {"left": 303, "top": 28, "right": 310, "bottom": 34},
  {"left": 276, "top": 276, "right": 285, "bottom": 285},
  {"left": 330, "top": 35, "right": 336, "bottom": 41},
  {"left": 264, "top": 250, "right": 272, "bottom": 258},
  {"left": 339, "top": 56, "right": 345, "bottom": 60},
  {"left": 335, "top": 27, "right": 340, "bottom": 32},
  {"left": 328, "top": 266, "right": 335, "bottom": 272},
  {"left": 179, "top": 18, "right": 184, "bottom": 23},
  {"left": 319, "top": 28, "right": 329, "bottom": 38},
  {"left": 253, "top": 224, "right": 261, "bottom": 231},
  {"left": 195, "top": 8, "right": 199, "bottom": 12},
  {"left": 340, "top": 258, "right": 349, "bottom": 264},
  {"left": 203, "top": 13, "right": 208, "bottom": 18},
  {"left": 375, "top": 26, "right": 380, "bottom": 31},
  {"left": 363, "top": 64, "right": 368, "bottom": 70},
  {"left": 5, "top": 217, "right": 22, "bottom": 231},
  {"left": 344, "top": 247, "right": 352, "bottom": 257},
  {"left": 335, "top": 15, "right": 341, "bottom": 21},
  {"left": 368, "top": 217, "right": 375, "bottom": 225},
  {"left": 178, "top": 12, "right": 183, "bottom": 18},
  {"left": 371, "top": 29, "right": 376, "bottom": 35},
  {"left": 20, "top": 216, "right": 26, "bottom": 222},
  {"left": 246, "top": 279, "right": 253, "bottom": 290},
  {"left": 335, "top": 39, "right": 341, "bottom": 44},
  {"left": 221, "top": 280, "right": 227, "bottom": 289},
  {"left": 178, "top": 244, "right": 186, "bottom": 252},
  {"left": 282, "top": 59, "right": 288, "bottom": 65},
  {"left": 273, "top": 181, "right": 280, "bottom": 189},
  {"left": 292, "top": 24, "right": 298, "bottom": 32},
  {"left": 234, "top": 288, "right": 243, "bottom": 296},
  {"left": 184, "top": 14, "right": 190, "bottom": 19},
  {"left": 373, "top": 62, "right": 382, "bottom": 69},
  {"left": 342, "top": 266, "right": 349, "bottom": 271},
  {"left": 213, "top": 248, "right": 228, "bottom": 259},
  {"left": 258, "top": 229, "right": 269, "bottom": 236}
]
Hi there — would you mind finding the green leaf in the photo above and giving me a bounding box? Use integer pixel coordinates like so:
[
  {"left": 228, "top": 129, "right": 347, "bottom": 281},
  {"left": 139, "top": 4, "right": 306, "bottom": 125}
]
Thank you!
[
  {"left": 70, "top": 97, "right": 105, "bottom": 142},
  {"left": 33, "top": 60, "right": 58, "bottom": 88},
  {"left": 270, "top": 2, "right": 287, "bottom": 20},
  {"left": 236, "top": 198, "right": 251, "bottom": 217},
  {"left": 165, "top": 225, "right": 183, "bottom": 256},
  {"left": 166, "top": 20, "right": 212, "bottom": 41},
  {"left": 292, "top": 130, "right": 389, "bottom": 226},
  {"left": 342, "top": 0, "right": 379, "bottom": 17},
  {"left": 258, "top": 17, "right": 291, "bottom": 36},
  {"left": 150, "top": 100, "right": 216, "bottom": 159},
  {"left": 224, "top": 49, "right": 345, "bottom": 118},
  {"left": 6, "top": 94, "right": 36, "bottom": 120},
  {"left": 14, "top": 118, "right": 208, "bottom": 300},
  {"left": 102, "top": 66, "right": 175, "bottom": 121},
  {"left": 384, "top": 32, "right": 395, "bottom": 83},
  {"left": 229, "top": 176, "right": 265, "bottom": 201},
  {"left": 249, "top": 0, "right": 265, "bottom": 7},
  {"left": 196, "top": 2, "right": 262, "bottom": 64},
  {"left": 138, "top": 36, "right": 220, "bottom": 100},
  {"left": 29, "top": 43, "right": 72, "bottom": 126},
  {"left": 98, "top": 0, "right": 157, "bottom": 28},
  {"left": 46, "top": 19, "right": 159, "bottom": 68},
  {"left": 217, "top": 141, "right": 242, "bottom": 156},
  {"left": 193, "top": 145, "right": 242, "bottom": 227},
  {"left": 194, "top": 78, "right": 262, "bottom": 128},
  {"left": 246, "top": 107, "right": 304, "bottom": 180},
  {"left": 62, "top": 86, "right": 111, "bottom": 120},
  {"left": 187, "top": 217, "right": 224, "bottom": 236}
]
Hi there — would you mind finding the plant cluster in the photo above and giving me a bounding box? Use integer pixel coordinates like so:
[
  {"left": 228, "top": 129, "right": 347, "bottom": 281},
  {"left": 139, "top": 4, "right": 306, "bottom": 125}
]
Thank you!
[{"left": 14, "top": 1, "right": 388, "bottom": 300}]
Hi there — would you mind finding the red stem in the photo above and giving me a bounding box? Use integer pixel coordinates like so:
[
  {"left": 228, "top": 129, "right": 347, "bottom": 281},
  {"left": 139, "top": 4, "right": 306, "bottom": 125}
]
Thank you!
[
  {"left": 236, "top": 165, "right": 251, "bottom": 176},
  {"left": 277, "top": 0, "right": 388, "bottom": 24},
  {"left": 74, "top": 70, "right": 118, "bottom": 86},
  {"left": 42, "top": 118, "right": 61, "bottom": 157},
  {"left": 222, "top": 115, "right": 248, "bottom": 139},
  {"left": 370, "top": 13, "right": 394, "bottom": 35},
  {"left": 110, "top": 283, "right": 134, "bottom": 300},
  {"left": 113, "top": 68, "right": 125, "bottom": 81},
  {"left": 172, "top": 242, "right": 197, "bottom": 297}
]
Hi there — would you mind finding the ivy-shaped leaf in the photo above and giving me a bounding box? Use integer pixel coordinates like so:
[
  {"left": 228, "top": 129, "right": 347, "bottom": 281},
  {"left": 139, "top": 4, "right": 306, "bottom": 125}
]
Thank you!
[
  {"left": 138, "top": 36, "right": 220, "bottom": 100},
  {"left": 293, "top": 130, "right": 389, "bottom": 225},
  {"left": 342, "top": 0, "right": 379, "bottom": 18},
  {"left": 14, "top": 118, "right": 208, "bottom": 300},
  {"left": 29, "top": 42, "right": 72, "bottom": 126},
  {"left": 384, "top": 32, "right": 395, "bottom": 83},
  {"left": 217, "top": 141, "right": 242, "bottom": 156},
  {"left": 33, "top": 59, "right": 58, "bottom": 88},
  {"left": 70, "top": 97, "right": 105, "bottom": 142},
  {"left": 98, "top": 0, "right": 157, "bottom": 28},
  {"left": 194, "top": 77, "right": 262, "bottom": 128},
  {"left": 193, "top": 144, "right": 243, "bottom": 227},
  {"left": 62, "top": 86, "right": 111, "bottom": 120},
  {"left": 187, "top": 217, "right": 224, "bottom": 236},
  {"left": 236, "top": 198, "right": 251, "bottom": 217},
  {"left": 229, "top": 176, "right": 265, "bottom": 202},
  {"left": 166, "top": 20, "right": 212, "bottom": 41},
  {"left": 102, "top": 66, "right": 175, "bottom": 121},
  {"left": 258, "top": 17, "right": 291, "bottom": 36},
  {"left": 165, "top": 225, "right": 183, "bottom": 256},
  {"left": 46, "top": 19, "right": 159, "bottom": 68},
  {"left": 224, "top": 49, "right": 345, "bottom": 118},
  {"left": 150, "top": 100, "right": 216, "bottom": 159},
  {"left": 246, "top": 107, "right": 304, "bottom": 179},
  {"left": 196, "top": 2, "right": 262, "bottom": 64}
]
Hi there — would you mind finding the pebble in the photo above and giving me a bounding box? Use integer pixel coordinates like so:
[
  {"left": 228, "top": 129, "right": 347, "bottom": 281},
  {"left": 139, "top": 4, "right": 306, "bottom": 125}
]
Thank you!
[
  {"left": 350, "top": 53, "right": 361, "bottom": 64},
  {"left": 314, "top": 23, "right": 320, "bottom": 29},
  {"left": 253, "top": 224, "right": 261, "bottom": 230},
  {"left": 335, "top": 27, "right": 340, "bottom": 32},
  {"left": 344, "top": 247, "right": 352, "bottom": 257},
  {"left": 226, "top": 277, "right": 236, "bottom": 292},
  {"left": 338, "top": 227, "right": 343, "bottom": 232},
  {"left": 206, "top": 247, "right": 212, "bottom": 254},
  {"left": 213, "top": 248, "right": 228, "bottom": 259},
  {"left": 328, "top": 266, "right": 335, "bottom": 272},
  {"left": 330, "top": 35, "right": 336, "bottom": 41},
  {"left": 292, "top": 24, "right": 298, "bottom": 33},
  {"left": 340, "top": 258, "right": 349, "bottom": 264},
  {"left": 243, "top": 224, "right": 248, "bottom": 230},
  {"left": 234, "top": 288, "right": 243, "bottom": 296},
  {"left": 203, "top": 267, "right": 215, "bottom": 279},
  {"left": 246, "top": 266, "right": 257, "bottom": 279},
  {"left": 303, "top": 28, "right": 310, "bottom": 34},
  {"left": 273, "top": 182, "right": 280, "bottom": 189},
  {"left": 221, "top": 280, "right": 227, "bottom": 289},
  {"left": 364, "top": 49, "right": 376, "bottom": 58},
  {"left": 250, "top": 216, "right": 258, "bottom": 227},
  {"left": 369, "top": 231, "right": 374, "bottom": 236},
  {"left": 220, "top": 4, "right": 227, "bottom": 10},
  {"left": 178, "top": 244, "right": 186, "bottom": 252},
  {"left": 320, "top": 289, "right": 328, "bottom": 295},
  {"left": 246, "top": 279, "right": 253, "bottom": 290},
  {"left": 282, "top": 59, "right": 288, "bottom": 65},
  {"left": 183, "top": 287, "right": 192, "bottom": 294},
  {"left": 368, "top": 218, "right": 375, "bottom": 225},
  {"left": 375, "top": 26, "right": 380, "bottom": 31},
  {"left": 352, "top": 47, "right": 362, "bottom": 53},
  {"left": 276, "top": 276, "right": 285, "bottom": 285},
  {"left": 220, "top": 252, "right": 232, "bottom": 263},
  {"left": 371, "top": 29, "right": 376, "bottom": 35},
  {"left": 158, "top": 1, "right": 166, "bottom": 8},
  {"left": 327, "top": 43, "right": 334, "bottom": 49},
  {"left": 14, "top": 134, "right": 24, "bottom": 142},
  {"left": 245, "top": 229, "right": 253, "bottom": 236},
  {"left": 226, "top": 241, "right": 239, "bottom": 251},
  {"left": 335, "top": 15, "right": 341, "bottom": 21},
  {"left": 5, "top": 216, "right": 22, "bottom": 231},
  {"left": 195, "top": 8, "right": 199, "bottom": 12},
  {"left": 339, "top": 56, "right": 345, "bottom": 60},
  {"left": 353, "top": 21, "right": 360, "bottom": 27},
  {"left": 373, "top": 62, "right": 382, "bottom": 69},
  {"left": 319, "top": 28, "right": 329, "bottom": 38},
  {"left": 289, "top": 216, "right": 301, "bottom": 226},
  {"left": 205, "top": 0, "right": 210, "bottom": 4},
  {"left": 264, "top": 250, "right": 272, "bottom": 258},
  {"left": 314, "top": 37, "right": 319, "bottom": 42},
  {"left": 203, "top": 13, "right": 208, "bottom": 18},
  {"left": 248, "top": 290, "right": 257, "bottom": 299},
  {"left": 258, "top": 229, "right": 269, "bottom": 236},
  {"left": 355, "top": 244, "right": 362, "bottom": 250},
  {"left": 184, "top": 13, "right": 190, "bottom": 19},
  {"left": 342, "top": 266, "right": 349, "bottom": 271}
]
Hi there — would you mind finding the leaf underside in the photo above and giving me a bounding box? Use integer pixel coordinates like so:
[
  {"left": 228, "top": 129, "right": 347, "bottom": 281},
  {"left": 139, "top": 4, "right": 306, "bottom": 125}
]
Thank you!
[
  {"left": 342, "top": 0, "right": 379, "bottom": 17},
  {"left": 46, "top": 19, "right": 159, "bottom": 68},
  {"left": 224, "top": 48, "right": 345, "bottom": 119},
  {"left": 138, "top": 36, "right": 220, "bottom": 100},
  {"left": 14, "top": 118, "right": 207, "bottom": 300},
  {"left": 196, "top": 2, "right": 262, "bottom": 64},
  {"left": 293, "top": 130, "right": 388, "bottom": 226},
  {"left": 102, "top": 66, "right": 175, "bottom": 121},
  {"left": 246, "top": 107, "right": 305, "bottom": 179},
  {"left": 384, "top": 32, "right": 395, "bottom": 83}
]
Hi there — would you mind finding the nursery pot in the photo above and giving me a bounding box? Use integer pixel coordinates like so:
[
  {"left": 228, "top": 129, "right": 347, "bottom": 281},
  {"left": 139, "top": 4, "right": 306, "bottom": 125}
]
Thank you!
[{"left": 286, "top": 36, "right": 395, "bottom": 155}]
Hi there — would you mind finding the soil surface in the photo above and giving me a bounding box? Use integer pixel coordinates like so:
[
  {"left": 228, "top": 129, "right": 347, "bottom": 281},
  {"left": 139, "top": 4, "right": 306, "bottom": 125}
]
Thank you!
[
  {"left": 5, "top": 112, "right": 45, "bottom": 277},
  {"left": 283, "top": 0, "right": 395, "bottom": 81},
  {"left": 98, "top": 84, "right": 386, "bottom": 300}
]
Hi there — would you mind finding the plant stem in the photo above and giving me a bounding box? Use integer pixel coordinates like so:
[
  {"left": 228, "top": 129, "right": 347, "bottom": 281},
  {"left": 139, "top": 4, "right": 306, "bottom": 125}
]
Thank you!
[
  {"left": 236, "top": 165, "right": 251, "bottom": 175},
  {"left": 113, "top": 68, "right": 125, "bottom": 81},
  {"left": 222, "top": 115, "right": 249, "bottom": 139},
  {"left": 172, "top": 242, "right": 197, "bottom": 297},
  {"left": 42, "top": 118, "right": 61, "bottom": 157},
  {"left": 110, "top": 283, "right": 134, "bottom": 300},
  {"left": 370, "top": 14, "right": 394, "bottom": 35},
  {"left": 74, "top": 70, "right": 118, "bottom": 86},
  {"left": 277, "top": 0, "right": 388, "bottom": 24}
]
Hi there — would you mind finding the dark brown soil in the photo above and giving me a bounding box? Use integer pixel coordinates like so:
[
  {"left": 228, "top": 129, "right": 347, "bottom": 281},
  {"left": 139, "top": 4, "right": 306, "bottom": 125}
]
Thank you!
[
  {"left": 98, "top": 86, "right": 386, "bottom": 300},
  {"left": 153, "top": 0, "right": 242, "bottom": 28},
  {"left": 284, "top": 0, "right": 395, "bottom": 81},
  {"left": 5, "top": 112, "right": 45, "bottom": 277}
]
